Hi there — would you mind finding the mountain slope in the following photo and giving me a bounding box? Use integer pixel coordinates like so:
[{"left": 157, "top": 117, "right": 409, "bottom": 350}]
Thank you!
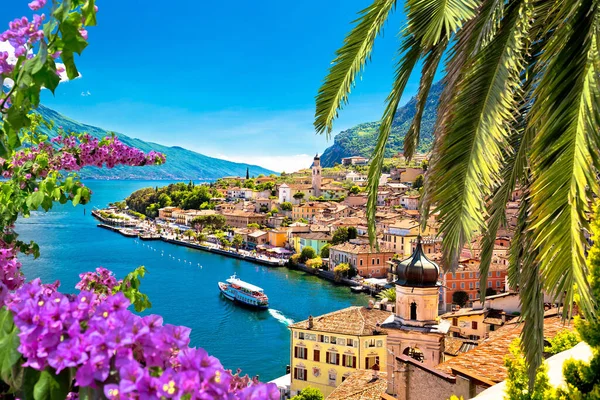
[
  {"left": 320, "top": 82, "right": 442, "bottom": 167},
  {"left": 34, "top": 105, "right": 275, "bottom": 179}
]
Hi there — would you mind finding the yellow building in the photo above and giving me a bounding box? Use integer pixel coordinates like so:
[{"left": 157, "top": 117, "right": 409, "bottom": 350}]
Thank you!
[{"left": 289, "top": 306, "right": 391, "bottom": 397}]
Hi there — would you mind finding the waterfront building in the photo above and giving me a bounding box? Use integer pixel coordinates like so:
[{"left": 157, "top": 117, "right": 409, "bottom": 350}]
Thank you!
[
  {"left": 441, "top": 262, "right": 507, "bottom": 310},
  {"left": 288, "top": 306, "right": 391, "bottom": 397},
  {"left": 291, "top": 232, "right": 332, "bottom": 255},
  {"left": 182, "top": 210, "right": 216, "bottom": 226},
  {"left": 221, "top": 210, "right": 267, "bottom": 228},
  {"left": 267, "top": 230, "right": 288, "bottom": 248},
  {"left": 341, "top": 156, "right": 369, "bottom": 166},
  {"left": 382, "top": 236, "right": 450, "bottom": 396},
  {"left": 328, "top": 243, "right": 395, "bottom": 279},
  {"left": 246, "top": 230, "right": 268, "bottom": 249},
  {"left": 158, "top": 206, "right": 178, "bottom": 220},
  {"left": 312, "top": 154, "right": 322, "bottom": 197}
]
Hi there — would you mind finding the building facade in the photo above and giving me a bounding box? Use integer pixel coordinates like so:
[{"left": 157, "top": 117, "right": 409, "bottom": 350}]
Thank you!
[{"left": 328, "top": 243, "right": 395, "bottom": 278}]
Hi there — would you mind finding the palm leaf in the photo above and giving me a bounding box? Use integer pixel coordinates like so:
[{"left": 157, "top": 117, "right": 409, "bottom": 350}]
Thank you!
[
  {"left": 367, "top": 35, "right": 422, "bottom": 248},
  {"left": 428, "top": 0, "right": 529, "bottom": 269},
  {"left": 404, "top": 39, "right": 448, "bottom": 159},
  {"left": 314, "top": 0, "right": 398, "bottom": 137}
]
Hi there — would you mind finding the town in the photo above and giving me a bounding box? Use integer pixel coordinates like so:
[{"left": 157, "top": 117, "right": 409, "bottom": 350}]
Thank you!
[{"left": 93, "top": 153, "right": 574, "bottom": 400}]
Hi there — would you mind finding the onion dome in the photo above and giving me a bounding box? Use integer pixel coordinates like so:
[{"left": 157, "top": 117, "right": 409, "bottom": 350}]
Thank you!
[{"left": 394, "top": 236, "right": 440, "bottom": 287}]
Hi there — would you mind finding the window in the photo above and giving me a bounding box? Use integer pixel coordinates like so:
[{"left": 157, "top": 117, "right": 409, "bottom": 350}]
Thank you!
[
  {"left": 452, "top": 317, "right": 458, "bottom": 326},
  {"left": 313, "top": 349, "right": 320, "bottom": 362},
  {"left": 360, "top": 259, "right": 363, "bottom": 266},
  {"left": 298, "top": 332, "right": 304, "bottom": 340},
  {"left": 460, "top": 283, "right": 465, "bottom": 289},
  {"left": 476, "top": 282, "right": 480, "bottom": 288},
  {"left": 496, "top": 271, "right": 501, "bottom": 277},
  {"left": 469, "top": 294, "right": 473, "bottom": 299},
  {"left": 452, "top": 283, "right": 456, "bottom": 289},
  {"left": 488, "top": 281, "right": 492, "bottom": 287},
  {"left": 410, "top": 301, "right": 417, "bottom": 320},
  {"left": 318, "top": 335, "right": 325, "bottom": 343},
  {"left": 496, "top": 281, "right": 501, "bottom": 288},
  {"left": 294, "top": 346, "right": 307, "bottom": 360},
  {"left": 472, "top": 321, "right": 478, "bottom": 330},
  {"left": 326, "top": 352, "right": 339, "bottom": 365},
  {"left": 452, "top": 273, "right": 456, "bottom": 279},
  {"left": 469, "top": 335, "right": 481, "bottom": 341},
  {"left": 469, "top": 272, "right": 473, "bottom": 278},
  {"left": 330, "top": 336, "right": 337, "bottom": 345},
  {"left": 469, "top": 282, "right": 474, "bottom": 289},
  {"left": 366, "top": 339, "right": 376, "bottom": 348},
  {"left": 461, "top": 273, "right": 465, "bottom": 279},
  {"left": 365, "top": 356, "right": 380, "bottom": 369},
  {"left": 347, "top": 340, "right": 354, "bottom": 348},
  {"left": 328, "top": 371, "right": 337, "bottom": 386},
  {"left": 343, "top": 355, "right": 356, "bottom": 368},
  {"left": 294, "top": 367, "right": 306, "bottom": 381},
  {"left": 488, "top": 272, "right": 492, "bottom": 277},
  {"left": 476, "top": 272, "right": 480, "bottom": 278},
  {"left": 338, "top": 338, "right": 346, "bottom": 346}
]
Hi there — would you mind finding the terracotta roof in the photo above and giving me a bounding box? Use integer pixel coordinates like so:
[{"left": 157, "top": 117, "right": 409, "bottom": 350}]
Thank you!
[
  {"left": 289, "top": 306, "right": 392, "bottom": 336},
  {"left": 296, "top": 232, "right": 332, "bottom": 241},
  {"left": 326, "top": 370, "right": 388, "bottom": 400},
  {"left": 436, "top": 316, "right": 574, "bottom": 382},
  {"left": 444, "top": 337, "right": 479, "bottom": 356}
]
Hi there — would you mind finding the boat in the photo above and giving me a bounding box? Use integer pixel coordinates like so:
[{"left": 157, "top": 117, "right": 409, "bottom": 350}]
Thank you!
[
  {"left": 350, "top": 286, "right": 366, "bottom": 293},
  {"left": 120, "top": 229, "right": 139, "bottom": 238},
  {"left": 218, "top": 274, "right": 269, "bottom": 309}
]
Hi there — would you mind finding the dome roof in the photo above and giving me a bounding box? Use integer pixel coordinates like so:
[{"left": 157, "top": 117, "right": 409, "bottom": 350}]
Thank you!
[{"left": 394, "top": 236, "right": 440, "bottom": 287}]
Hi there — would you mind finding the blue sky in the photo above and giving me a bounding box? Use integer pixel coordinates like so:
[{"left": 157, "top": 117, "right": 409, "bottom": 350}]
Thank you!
[{"left": 6, "top": 0, "right": 420, "bottom": 172}]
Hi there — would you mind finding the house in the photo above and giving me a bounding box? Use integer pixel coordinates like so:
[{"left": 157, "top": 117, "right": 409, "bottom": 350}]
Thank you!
[
  {"left": 343, "top": 194, "right": 368, "bottom": 207},
  {"left": 246, "top": 230, "right": 268, "bottom": 249},
  {"left": 292, "top": 202, "right": 332, "bottom": 222},
  {"left": 268, "top": 230, "right": 288, "bottom": 247},
  {"left": 390, "top": 167, "right": 424, "bottom": 184},
  {"left": 182, "top": 210, "right": 216, "bottom": 226},
  {"left": 341, "top": 156, "right": 370, "bottom": 166},
  {"left": 288, "top": 306, "right": 391, "bottom": 397},
  {"left": 345, "top": 171, "right": 368, "bottom": 184},
  {"left": 278, "top": 183, "right": 292, "bottom": 204},
  {"left": 400, "top": 195, "right": 419, "bottom": 210},
  {"left": 440, "top": 308, "right": 514, "bottom": 341},
  {"left": 441, "top": 262, "right": 507, "bottom": 310},
  {"left": 328, "top": 243, "right": 395, "bottom": 278},
  {"left": 255, "top": 198, "right": 275, "bottom": 213},
  {"left": 320, "top": 185, "right": 348, "bottom": 200},
  {"left": 292, "top": 232, "right": 332, "bottom": 255},
  {"left": 381, "top": 220, "right": 422, "bottom": 257},
  {"left": 221, "top": 211, "right": 267, "bottom": 228},
  {"left": 158, "top": 206, "right": 179, "bottom": 220}
]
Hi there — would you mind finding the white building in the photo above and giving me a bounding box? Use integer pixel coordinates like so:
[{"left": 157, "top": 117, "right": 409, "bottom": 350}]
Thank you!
[{"left": 278, "top": 183, "right": 291, "bottom": 203}]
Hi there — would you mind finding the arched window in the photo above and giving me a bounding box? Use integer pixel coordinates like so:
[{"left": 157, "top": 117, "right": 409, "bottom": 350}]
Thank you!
[
  {"left": 403, "top": 347, "right": 424, "bottom": 362},
  {"left": 410, "top": 301, "right": 417, "bottom": 320}
]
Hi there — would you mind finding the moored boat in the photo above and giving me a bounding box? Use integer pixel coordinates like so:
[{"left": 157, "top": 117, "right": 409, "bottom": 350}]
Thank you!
[{"left": 218, "top": 274, "right": 269, "bottom": 309}]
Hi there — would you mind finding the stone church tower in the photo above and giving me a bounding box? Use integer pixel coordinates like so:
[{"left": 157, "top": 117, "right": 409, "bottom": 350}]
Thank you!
[
  {"left": 382, "top": 236, "right": 450, "bottom": 395},
  {"left": 312, "top": 154, "right": 322, "bottom": 197}
]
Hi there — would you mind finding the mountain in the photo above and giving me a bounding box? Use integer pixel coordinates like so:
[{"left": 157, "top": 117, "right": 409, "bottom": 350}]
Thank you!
[
  {"left": 33, "top": 105, "right": 276, "bottom": 180},
  {"left": 320, "top": 82, "right": 442, "bottom": 167}
]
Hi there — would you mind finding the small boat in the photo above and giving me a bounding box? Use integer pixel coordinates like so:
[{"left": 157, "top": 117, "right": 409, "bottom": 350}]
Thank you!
[
  {"left": 218, "top": 274, "right": 268, "bottom": 309},
  {"left": 350, "top": 286, "right": 366, "bottom": 293}
]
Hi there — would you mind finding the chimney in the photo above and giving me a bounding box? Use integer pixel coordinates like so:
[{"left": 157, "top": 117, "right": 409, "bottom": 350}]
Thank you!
[
  {"left": 371, "top": 362, "right": 380, "bottom": 380},
  {"left": 308, "top": 315, "right": 314, "bottom": 329},
  {"left": 501, "top": 312, "right": 506, "bottom": 324}
]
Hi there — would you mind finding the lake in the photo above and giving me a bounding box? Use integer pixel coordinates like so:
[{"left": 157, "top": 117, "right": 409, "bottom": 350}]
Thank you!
[{"left": 16, "top": 180, "right": 368, "bottom": 381}]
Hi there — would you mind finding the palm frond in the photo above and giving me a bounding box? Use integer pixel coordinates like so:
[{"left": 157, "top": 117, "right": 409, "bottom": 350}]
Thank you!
[
  {"left": 528, "top": 0, "right": 599, "bottom": 319},
  {"left": 367, "top": 35, "right": 422, "bottom": 247},
  {"left": 314, "top": 0, "right": 398, "bottom": 137},
  {"left": 428, "top": 0, "right": 529, "bottom": 269},
  {"left": 404, "top": 39, "right": 448, "bottom": 159}
]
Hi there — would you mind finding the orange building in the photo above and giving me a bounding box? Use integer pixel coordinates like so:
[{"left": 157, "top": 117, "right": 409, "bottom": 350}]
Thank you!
[
  {"left": 328, "top": 243, "right": 396, "bottom": 278},
  {"left": 268, "top": 230, "right": 288, "bottom": 247},
  {"left": 442, "top": 261, "right": 507, "bottom": 309}
]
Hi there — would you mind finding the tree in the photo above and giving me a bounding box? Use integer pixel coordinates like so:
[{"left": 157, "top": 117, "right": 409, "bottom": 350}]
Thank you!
[
  {"left": 314, "top": 0, "right": 600, "bottom": 379},
  {"left": 196, "top": 232, "right": 207, "bottom": 243},
  {"left": 377, "top": 288, "right": 396, "bottom": 303},
  {"left": 452, "top": 291, "right": 469, "bottom": 308},
  {"left": 280, "top": 202, "right": 293, "bottom": 211},
  {"left": 349, "top": 185, "right": 361, "bottom": 195},
  {"left": 485, "top": 287, "right": 497, "bottom": 297},
  {"left": 421, "top": 159, "right": 429, "bottom": 172},
  {"left": 247, "top": 223, "right": 260, "bottom": 229},
  {"left": 191, "top": 214, "right": 226, "bottom": 232},
  {"left": 347, "top": 226, "right": 358, "bottom": 240},
  {"left": 331, "top": 227, "right": 350, "bottom": 245},
  {"left": 334, "top": 263, "right": 350, "bottom": 281},
  {"left": 300, "top": 246, "right": 317, "bottom": 263},
  {"left": 232, "top": 234, "right": 244, "bottom": 252},
  {"left": 293, "top": 192, "right": 305, "bottom": 201},
  {"left": 220, "top": 238, "right": 231, "bottom": 250},
  {"left": 184, "top": 230, "right": 196, "bottom": 240},
  {"left": 320, "top": 244, "right": 331, "bottom": 258},
  {"left": 271, "top": 207, "right": 279, "bottom": 215},
  {"left": 413, "top": 174, "right": 424, "bottom": 190},
  {"left": 291, "top": 387, "right": 324, "bottom": 400},
  {"left": 246, "top": 167, "right": 250, "bottom": 180},
  {"left": 504, "top": 339, "right": 555, "bottom": 400},
  {"left": 306, "top": 257, "right": 323, "bottom": 271}
]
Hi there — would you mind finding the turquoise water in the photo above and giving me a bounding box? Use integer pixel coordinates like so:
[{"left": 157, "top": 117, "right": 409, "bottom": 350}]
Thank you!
[{"left": 16, "top": 180, "right": 368, "bottom": 381}]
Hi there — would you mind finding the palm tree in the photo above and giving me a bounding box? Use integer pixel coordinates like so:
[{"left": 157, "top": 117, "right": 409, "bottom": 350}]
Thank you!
[
  {"left": 377, "top": 288, "right": 396, "bottom": 303},
  {"left": 315, "top": 0, "right": 600, "bottom": 381}
]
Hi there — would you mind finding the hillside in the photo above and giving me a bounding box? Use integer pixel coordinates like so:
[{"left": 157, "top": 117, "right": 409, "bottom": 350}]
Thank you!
[
  {"left": 33, "top": 105, "right": 275, "bottom": 179},
  {"left": 320, "top": 82, "right": 442, "bottom": 167}
]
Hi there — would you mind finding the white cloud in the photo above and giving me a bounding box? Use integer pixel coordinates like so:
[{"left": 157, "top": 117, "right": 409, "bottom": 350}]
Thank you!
[
  {"left": 81, "top": 90, "right": 91, "bottom": 97},
  {"left": 215, "top": 153, "right": 313, "bottom": 173}
]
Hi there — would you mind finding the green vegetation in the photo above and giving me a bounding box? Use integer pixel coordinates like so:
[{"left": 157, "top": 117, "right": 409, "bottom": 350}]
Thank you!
[
  {"left": 331, "top": 226, "right": 357, "bottom": 245},
  {"left": 320, "top": 244, "right": 331, "bottom": 258},
  {"left": 544, "top": 330, "right": 580, "bottom": 356},
  {"left": 126, "top": 183, "right": 222, "bottom": 218},
  {"left": 377, "top": 288, "right": 396, "bottom": 303},
  {"left": 300, "top": 246, "right": 317, "bottom": 263},
  {"left": 191, "top": 214, "right": 226, "bottom": 232},
  {"left": 232, "top": 234, "right": 244, "bottom": 251},
  {"left": 413, "top": 174, "right": 424, "bottom": 190},
  {"left": 452, "top": 291, "right": 469, "bottom": 308},
  {"left": 504, "top": 339, "right": 555, "bottom": 400},
  {"left": 306, "top": 257, "right": 323, "bottom": 270},
  {"left": 280, "top": 202, "right": 293, "bottom": 211},
  {"left": 333, "top": 263, "right": 351, "bottom": 281},
  {"left": 291, "top": 387, "right": 324, "bottom": 400}
]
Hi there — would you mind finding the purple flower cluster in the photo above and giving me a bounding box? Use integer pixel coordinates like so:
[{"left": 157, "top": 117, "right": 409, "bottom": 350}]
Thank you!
[
  {"left": 28, "top": 0, "right": 47, "bottom": 10},
  {"left": 7, "top": 279, "right": 279, "bottom": 399},
  {"left": 0, "top": 51, "right": 14, "bottom": 75},
  {"left": 0, "top": 243, "right": 24, "bottom": 298},
  {"left": 0, "top": 14, "right": 45, "bottom": 58},
  {"left": 6, "top": 134, "right": 165, "bottom": 179},
  {"left": 76, "top": 267, "right": 120, "bottom": 300}
]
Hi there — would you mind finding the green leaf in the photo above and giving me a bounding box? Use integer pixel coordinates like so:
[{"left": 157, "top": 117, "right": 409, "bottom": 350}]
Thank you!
[
  {"left": 0, "top": 307, "right": 22, "bottom": 387},
  {"left": 61, "top": 50, "right": 79, "bottom": 81},
  {"left": 27, "top": 191, "right": 46, "bottom": 210},
  {"left": 33, "top": 368, "right": 72, "bottom": 400},
  {"left": 314, "top": 0, "right": 398, "bottom": 137},
  {"left": 82, "top": 0, "right": 97, "bottom": 26}
]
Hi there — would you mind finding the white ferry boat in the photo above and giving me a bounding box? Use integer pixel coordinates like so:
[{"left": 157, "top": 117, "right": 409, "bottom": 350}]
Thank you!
[{"left": 218, "top": 274, "right": 269, "bottom": 309}]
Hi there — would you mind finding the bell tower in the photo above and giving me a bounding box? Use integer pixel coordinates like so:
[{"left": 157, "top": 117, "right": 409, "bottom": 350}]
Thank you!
[{"left": 312, "top": 154, "right": 322, "bottom": 197}]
